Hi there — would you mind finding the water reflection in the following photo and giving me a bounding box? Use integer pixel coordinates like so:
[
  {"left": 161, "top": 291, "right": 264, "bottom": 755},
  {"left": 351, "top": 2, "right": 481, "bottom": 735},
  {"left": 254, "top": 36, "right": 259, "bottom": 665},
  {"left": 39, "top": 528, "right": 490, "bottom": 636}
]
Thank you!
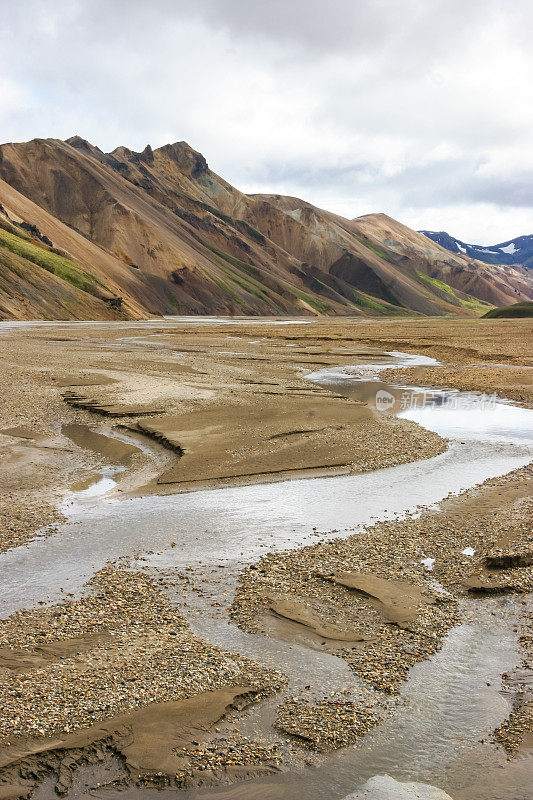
[
  {"left": 308, "top": 352, "right": 533, "bottom": 446},
  {"left": 0, "top": 316, "right": 313, "bottom": 332}
]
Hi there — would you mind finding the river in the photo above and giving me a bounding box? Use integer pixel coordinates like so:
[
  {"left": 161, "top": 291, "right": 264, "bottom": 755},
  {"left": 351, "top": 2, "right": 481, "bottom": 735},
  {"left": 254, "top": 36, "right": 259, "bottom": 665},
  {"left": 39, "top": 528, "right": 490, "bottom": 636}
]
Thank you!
[{"left": 1, "top": 336, "right": 532, "bottom": 799}]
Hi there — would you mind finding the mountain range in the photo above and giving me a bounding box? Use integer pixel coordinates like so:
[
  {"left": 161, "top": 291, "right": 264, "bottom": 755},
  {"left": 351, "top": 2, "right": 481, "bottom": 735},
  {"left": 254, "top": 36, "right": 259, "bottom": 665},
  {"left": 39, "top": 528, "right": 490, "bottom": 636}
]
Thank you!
[
  {"left": 420, "top": 231, "right": 533, "bottom": 270},
  {"left": 0, "top": 136, "right": 532, "bottom": 320}
]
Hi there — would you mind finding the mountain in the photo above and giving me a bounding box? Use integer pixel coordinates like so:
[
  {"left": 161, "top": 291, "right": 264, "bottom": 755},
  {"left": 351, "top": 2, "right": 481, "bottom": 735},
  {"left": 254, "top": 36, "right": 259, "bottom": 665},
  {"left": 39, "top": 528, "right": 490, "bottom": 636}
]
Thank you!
[
  {"left": 482, "top": 301, "right": 533, "bottom": 318},
  {"left": 420, "top": 230, "right": 533, "bottom": 269},
  {"left": 0, "top": 135, "right": 531, "bottom": 320}
]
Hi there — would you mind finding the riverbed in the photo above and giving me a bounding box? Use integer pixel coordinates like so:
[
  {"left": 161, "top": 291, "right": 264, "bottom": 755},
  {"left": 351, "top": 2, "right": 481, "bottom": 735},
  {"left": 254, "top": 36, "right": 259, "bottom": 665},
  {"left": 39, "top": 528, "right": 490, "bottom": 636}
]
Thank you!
[{"left": 0, "top": 322, "right": 532, "bottom": 799}]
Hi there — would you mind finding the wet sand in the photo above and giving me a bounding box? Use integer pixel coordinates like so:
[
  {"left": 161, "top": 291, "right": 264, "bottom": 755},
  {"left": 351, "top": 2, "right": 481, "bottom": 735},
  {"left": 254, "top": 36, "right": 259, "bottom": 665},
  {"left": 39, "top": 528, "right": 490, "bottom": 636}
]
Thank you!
[
  {"left": 231, "top": 464, "right": 532, "bottom": 691},
  {"left": 0, "top": 317, "right": 466, "bottom": 552},
  {"left": 1, "top": 315, "right": 530, "bottom": 551},
  {"left": 0, "top": 316, "right": 532, "bottom": 798}
]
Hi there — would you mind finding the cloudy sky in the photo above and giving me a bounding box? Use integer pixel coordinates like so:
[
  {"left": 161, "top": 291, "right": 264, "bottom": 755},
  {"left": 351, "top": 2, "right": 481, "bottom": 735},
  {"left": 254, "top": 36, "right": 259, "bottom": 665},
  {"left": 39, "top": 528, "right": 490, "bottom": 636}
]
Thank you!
[{"left": 1, "top": 0, "right": 532, "bottom": 243}]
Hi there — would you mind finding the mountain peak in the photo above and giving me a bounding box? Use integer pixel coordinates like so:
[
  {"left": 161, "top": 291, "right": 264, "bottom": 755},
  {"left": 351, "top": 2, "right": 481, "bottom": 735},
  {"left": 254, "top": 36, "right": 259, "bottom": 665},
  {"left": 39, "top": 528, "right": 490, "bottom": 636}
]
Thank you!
[
  {"left": 66, "top": 136, "right": 103, "bottom": 158},
  {"left": 110, "top": 145, "right": 134, "bottom": 159},
  {"left": 155, "top": 141, "right": 208, "bottom": 177},
  {"left": 140, "top": 144, "right": 154, "bottom": 163}
]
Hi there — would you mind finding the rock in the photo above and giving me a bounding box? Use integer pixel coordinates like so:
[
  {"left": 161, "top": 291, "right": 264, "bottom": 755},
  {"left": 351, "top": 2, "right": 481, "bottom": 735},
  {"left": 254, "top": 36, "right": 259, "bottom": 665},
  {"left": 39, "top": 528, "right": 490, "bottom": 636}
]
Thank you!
[
  {"left": 462, "top": 576, "right": 517, "bottom": 594},
  {"left": 485, "top": 549, "right": 533, "bottom": 569},
  {"left": 344, "top": 774, "right": 454, "bottom": 799},
  {"left": 103, "top": 296, "right": 123, "bottom": 310}
]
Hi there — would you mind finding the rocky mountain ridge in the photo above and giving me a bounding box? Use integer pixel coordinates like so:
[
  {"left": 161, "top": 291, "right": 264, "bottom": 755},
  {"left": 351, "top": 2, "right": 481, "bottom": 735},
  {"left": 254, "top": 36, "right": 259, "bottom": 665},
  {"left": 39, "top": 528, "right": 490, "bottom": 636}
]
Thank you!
[{"left": 0, "top": 136, "right": 531, "bottom": 320}]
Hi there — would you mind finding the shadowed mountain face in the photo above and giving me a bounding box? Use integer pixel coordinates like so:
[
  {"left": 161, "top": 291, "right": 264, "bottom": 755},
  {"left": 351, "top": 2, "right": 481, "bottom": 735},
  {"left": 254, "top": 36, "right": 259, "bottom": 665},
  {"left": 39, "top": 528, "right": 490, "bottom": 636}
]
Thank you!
[
  {"left": 420, "top": 230, "right": 533, "bottom": 270},
  {"left": 0, "top": 136, "right": 531, "bottom": 320}
]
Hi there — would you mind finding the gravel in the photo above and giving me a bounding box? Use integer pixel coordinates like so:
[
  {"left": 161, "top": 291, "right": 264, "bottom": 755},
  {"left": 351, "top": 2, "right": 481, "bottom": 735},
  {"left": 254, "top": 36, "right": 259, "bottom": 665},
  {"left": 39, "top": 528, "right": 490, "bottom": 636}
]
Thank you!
[
  {"left": 0, "top": 567, "right": 284, "bottom": 744},
  {"left": 232, "top": 465, "right": 532, "bottom": 711},
  {"left": 275, "top": 695, "right": 381, "bottom": 751}
]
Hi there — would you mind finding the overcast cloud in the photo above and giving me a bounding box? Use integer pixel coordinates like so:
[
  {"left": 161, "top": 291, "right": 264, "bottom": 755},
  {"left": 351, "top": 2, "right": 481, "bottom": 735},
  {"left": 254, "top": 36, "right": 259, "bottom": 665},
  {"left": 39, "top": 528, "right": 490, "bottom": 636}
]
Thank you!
[{"left": 1, "top": 0, "right": 531, "bottom": 243}]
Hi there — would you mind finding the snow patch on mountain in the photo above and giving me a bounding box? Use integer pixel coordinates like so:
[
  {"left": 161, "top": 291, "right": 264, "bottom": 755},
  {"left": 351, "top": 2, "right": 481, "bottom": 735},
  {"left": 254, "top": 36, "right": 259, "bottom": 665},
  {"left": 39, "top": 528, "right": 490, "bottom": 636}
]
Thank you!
[{"left": 420, "top": 230, "right": 533, "bottom": 269}]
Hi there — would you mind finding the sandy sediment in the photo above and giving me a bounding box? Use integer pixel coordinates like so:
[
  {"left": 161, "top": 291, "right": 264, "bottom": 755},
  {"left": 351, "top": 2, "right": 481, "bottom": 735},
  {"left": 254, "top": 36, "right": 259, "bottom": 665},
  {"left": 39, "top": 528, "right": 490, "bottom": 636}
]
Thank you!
[
  {"left": 266, "top": 595, "right": 373, "bottom": 646},
  {"left": 384, "top": 363, "right": 533, "bottom": 407},
  {"left": 134, "top": 400, "right": 444, "bottom": 489},
  {"left": 0, "top": 317, "right": 462, "bottom": 552},
  {"left": 0, "top": 316, "right": 532, "bottom": 792},
  {"left": 61, "top": 423, "right": 142, "bottom": 463},
  {"left": 0, "top": 567, "right": 284, "bottom": 796},
  {"left": 231, "top": 464, "right": 532, "bottom": 699},
  {"left": 0, "top": 689, "right": 286, "bottom": 797},
  {"left": 317, "top": 571, "right": 436, "bottom": 627}
]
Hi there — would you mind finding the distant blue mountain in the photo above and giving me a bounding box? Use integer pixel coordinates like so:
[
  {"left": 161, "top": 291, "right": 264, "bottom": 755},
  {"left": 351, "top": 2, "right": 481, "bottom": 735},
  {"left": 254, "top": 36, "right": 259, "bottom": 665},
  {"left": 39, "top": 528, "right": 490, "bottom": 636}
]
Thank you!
[{"left": 419, "top": 230, "right": 533, "bottom": 269}]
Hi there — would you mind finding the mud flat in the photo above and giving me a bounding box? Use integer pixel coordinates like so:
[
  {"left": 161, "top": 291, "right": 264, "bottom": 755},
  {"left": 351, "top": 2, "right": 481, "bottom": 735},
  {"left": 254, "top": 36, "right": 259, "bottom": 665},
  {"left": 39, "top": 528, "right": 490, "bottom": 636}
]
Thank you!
[
  {"left": 0, "top": 316, "right": 531, "bottom": 798},
  {"left": 1, "top": 315, "right": 530, "bottom": 551},
  {"left": 0, "top": 317, "right": 459, "bottom": 552}
]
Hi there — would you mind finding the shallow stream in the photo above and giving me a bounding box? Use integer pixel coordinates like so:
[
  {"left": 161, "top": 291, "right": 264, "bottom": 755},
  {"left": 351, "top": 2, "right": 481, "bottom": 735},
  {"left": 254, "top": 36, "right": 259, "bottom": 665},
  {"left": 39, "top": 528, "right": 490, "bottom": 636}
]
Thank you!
[
  {"left": 1, "top": 342, "right": 532, "bottom": 799},
  {"left": 2, "top": 353, "right": 531, "bottom": 617}
]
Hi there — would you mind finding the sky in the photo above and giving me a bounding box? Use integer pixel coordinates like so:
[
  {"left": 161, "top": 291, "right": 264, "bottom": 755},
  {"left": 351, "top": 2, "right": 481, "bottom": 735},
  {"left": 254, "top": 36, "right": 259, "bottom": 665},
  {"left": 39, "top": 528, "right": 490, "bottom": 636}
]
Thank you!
[{"left": 1, "top": 0, "right": 532, "bottom": 244}]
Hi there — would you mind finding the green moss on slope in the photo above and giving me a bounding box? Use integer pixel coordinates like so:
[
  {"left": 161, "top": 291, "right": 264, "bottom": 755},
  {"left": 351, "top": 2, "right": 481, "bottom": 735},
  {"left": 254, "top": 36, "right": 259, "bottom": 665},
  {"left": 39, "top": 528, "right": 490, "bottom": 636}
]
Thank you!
[
  {"left": 416, "top": 270, "right": 456, "bottom": 296},
  {"left": 416, "top": 269, "right": 494, "bottom": 314},
  {"left": 0, "top": 225, "right": 104, "bottom": 296}
]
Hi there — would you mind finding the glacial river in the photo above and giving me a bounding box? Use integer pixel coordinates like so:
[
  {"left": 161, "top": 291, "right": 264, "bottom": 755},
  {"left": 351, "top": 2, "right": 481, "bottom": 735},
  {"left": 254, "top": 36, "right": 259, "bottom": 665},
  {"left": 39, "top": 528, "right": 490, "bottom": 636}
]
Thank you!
[{"left": 1, "top": 336, "right": 532, "bottom": 800}]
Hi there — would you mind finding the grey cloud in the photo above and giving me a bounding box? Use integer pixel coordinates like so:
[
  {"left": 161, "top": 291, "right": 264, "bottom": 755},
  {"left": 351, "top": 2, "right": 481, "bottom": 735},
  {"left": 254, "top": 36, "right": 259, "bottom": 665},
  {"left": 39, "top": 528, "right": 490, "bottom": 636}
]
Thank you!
[
  {"left": 382, "top": 160, "right": 533, "bottom": 210},
  {"left": 249, "top": 156, "right": 533, "bottom": 211},
  {"left": 1, "top": 0, "right": 532, "bottom": 241}
]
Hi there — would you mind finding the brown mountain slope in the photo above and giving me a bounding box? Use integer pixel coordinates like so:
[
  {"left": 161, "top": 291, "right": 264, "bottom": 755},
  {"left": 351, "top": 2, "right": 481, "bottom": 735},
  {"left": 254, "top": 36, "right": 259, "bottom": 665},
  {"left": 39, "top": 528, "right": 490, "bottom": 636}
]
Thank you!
[
  {"left": 350, "top": 213, "right": 532, "bottom": 307},
  {"left": 0, "top": 139, "right": 360, "bottom": 318},
  {"left": 0, "top": 136, "right": 531, "bottom": 321},
  {"left": 0, "top": 177, "right": 176, "bottom": 320},
  {"left": 100, "top": 142, "right": 530, "bottom": 313}
]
